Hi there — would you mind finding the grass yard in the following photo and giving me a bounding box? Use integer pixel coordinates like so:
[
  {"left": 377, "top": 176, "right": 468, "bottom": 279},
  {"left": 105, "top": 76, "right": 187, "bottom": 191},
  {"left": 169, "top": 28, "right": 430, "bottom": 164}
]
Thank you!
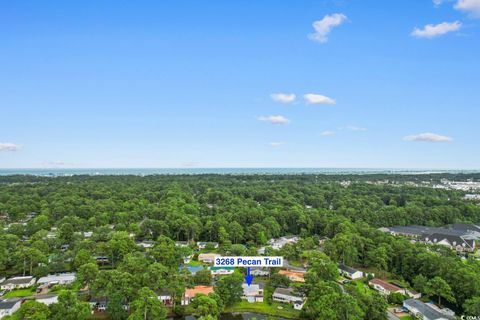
[
  {"left": 399, "top": 316, "right": 413, "bottom": 320},
  {"left": 4, "top": 287, "right": 37, "bottom": 298},
  {"left": 224, "top": 300, "right": 301, "bottom": 319}
]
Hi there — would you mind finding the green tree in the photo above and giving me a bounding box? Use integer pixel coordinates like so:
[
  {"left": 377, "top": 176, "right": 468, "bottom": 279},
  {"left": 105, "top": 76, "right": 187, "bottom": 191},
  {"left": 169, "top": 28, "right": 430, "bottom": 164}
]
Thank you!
[
  {"left": 128, "top": 287, "right": 167, "bottom": 320},
  {"left": 107, "top": 292, "right": 128, "bottom": 320},
  {"left": 215, "top": 273, "right": 243, "bottom": 306},
  {"left": 464, "top": 297, "right": 480, "bottom": 316},
  {"left": 194, "top": 269, "right": 212, "bottom": 286},
  {"left": 7, "top": 300, "right": 50, "bottom": 320},
  {"left": 49, "top": 291, "right": 91, "bottom": 320},
  {"left": 77, "top": 262, "right": 99, "bottom": 287},
  {"left": 191, "top": 294, "right": 219, "bottom": 317},
  {"left": 426, "top": 276, "right": 456, "bottom": 306}
]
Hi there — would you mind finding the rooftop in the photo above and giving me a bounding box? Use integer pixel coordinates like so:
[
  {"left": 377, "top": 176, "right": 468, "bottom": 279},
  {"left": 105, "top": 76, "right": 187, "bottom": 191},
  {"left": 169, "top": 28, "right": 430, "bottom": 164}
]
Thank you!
[
  {"left": 369, "top": 279, "right": 403, "bottom": 292},
  {"left": 185, "top": 286, "right": 214, "bottom": 298},
  {"left": 404, "top": 298, "right": 454, "bottom": 320}
]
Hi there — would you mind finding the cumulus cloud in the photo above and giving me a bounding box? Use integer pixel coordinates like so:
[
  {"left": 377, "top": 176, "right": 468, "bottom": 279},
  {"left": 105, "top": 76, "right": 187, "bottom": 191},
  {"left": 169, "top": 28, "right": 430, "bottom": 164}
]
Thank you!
[
  {"left": 0, "top": 143, "right": 21, "bottom": 151},
  {"left": 309, "top": 13, "right": 348, "bottom": 43},
  {"left": 320, "top": 131, "right": 335, "bottom": 136},
  {"left": 258, "top": 115, "right": 290, "bottom": 125},
  {"left": 270, "top": 93, "right": 296, "bottom": 104},
  {"left": 411, "top": 21, "right": 461, "bottom": 38},
  {"left": 455, "top": 0, "right": 480, "bottom": 17},
  {"left": 403, "top": 132, "right": 453, "bottom": 142},
  {"left": 304, "top": 94, "right": 336, "bottom": 105},
  {"left": 269, "top": 142, "right": 286, "bottom": 147}
]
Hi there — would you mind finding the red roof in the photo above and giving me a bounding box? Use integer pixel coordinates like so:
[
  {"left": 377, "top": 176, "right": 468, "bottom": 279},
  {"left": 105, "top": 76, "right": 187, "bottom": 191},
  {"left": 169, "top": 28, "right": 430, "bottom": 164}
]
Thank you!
[{"left": 185, "top": 286, "right": 214, "bottom": 298}]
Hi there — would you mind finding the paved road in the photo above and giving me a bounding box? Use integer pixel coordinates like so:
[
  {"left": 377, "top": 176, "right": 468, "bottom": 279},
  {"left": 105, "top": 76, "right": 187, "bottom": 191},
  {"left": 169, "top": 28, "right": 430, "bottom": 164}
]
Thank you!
[{"left": 386, "top": 311, "right": 401, "bottom": 320}]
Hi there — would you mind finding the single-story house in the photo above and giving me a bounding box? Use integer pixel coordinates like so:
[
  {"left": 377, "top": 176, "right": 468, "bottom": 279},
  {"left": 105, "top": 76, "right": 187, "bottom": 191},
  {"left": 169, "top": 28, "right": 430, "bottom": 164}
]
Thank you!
[
  {"left": 181, "top": 286, "right": 214, "bottom": 305},
  {"left": 242, "top": 283, "right": 264, "bottom": 303},
  {"left": 406, "top": 289, "right": 422, "bottom": 299},
  {"left": 403, "top": 298, "right": 455, "bottom": 320},
  {"left": 197, "top": 242, "right": 219, "bottom": 250},
  {"left": 157, "top": 290, "right": 173, "bottom": 306},
  {"left": 90, "top": 297, "right": 108, "bottom": 311},
  {"left": 338, "top": 264, "right": 363, "bottom": 280},
  {"left": 422, "top": 233, "right": 475, "bottom": 252},
  {"left": 272, "top": 287, "right": 305, "bottom": 310},
  {"left": 268, "top": 236, "right": 299, "bottom": 250},
  {"left": 0, "top": 276, "right": 36, "bottom": 291},
  {"left": 369, "top": 279, "right": 405, "bottom": 295},
  {"left": 198, "top": 253, "right": 220, "bottom": 264},
  {"left": 179, "top": 265, "right": 204, "bottom": 275},
  {"left": 250, "top": 267, "right": 270, "bottom": 277},
  {"left": 136, "top": 241, "right": 155, "bottom": 249},
  {"left": 34, "top": 294, "right": 59, "bottom": 305},
  {"left": 278, "top": 270, "right": 305, "bottom": 282},
  {"left": 0, "top": 299, "right": 22, "bottom": 319},
  {"left": 209, "top": 266, "right": 234, "bottom": 276},
  {"left": 37, "top": 273, "right": 76, "bottom": 286}
]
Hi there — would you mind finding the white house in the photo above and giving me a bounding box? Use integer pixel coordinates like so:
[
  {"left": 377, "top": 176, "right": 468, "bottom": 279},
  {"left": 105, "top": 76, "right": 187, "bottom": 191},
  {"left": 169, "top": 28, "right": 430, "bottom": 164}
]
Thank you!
[
  {"left": 157, "top": 290, "right": 173, "bottom": 306},
  {"left": 209, "top": 266, "right": 234, "bottom": 276},
  {"left": 197, "top": 242, "right": 219, "bottom": 250},
  {"left": 268, "top": 236, "right": 299, "bottom": 250},
  {"left": 1, "top": 276, "right": 36, "bottom": 291},
  {"left": 0, "top": 299, "right": 22, "bottom": 319},
  {"left": 241, "top": 283, "right": 264, "bottom": 303},
  {"left": 338, "top": 264, "right": 363, "bottom": 280},
  {"left": 272, "top": 287, "right": 305, "bottom": 310},
  {"left": 198, "top": 253, "right": 220, "bottom": 264},
  {"left": 37, "top": 273, "right": 76, "bottom": 286},
  {"left": 35, "top": 294, "right": 59, "bottom": 305},
  {"left": 369, "top": 279, "right": 405, "bottom": 296},
  {"left": 250, "top": 267, "right": 269, "bottom": 277}
]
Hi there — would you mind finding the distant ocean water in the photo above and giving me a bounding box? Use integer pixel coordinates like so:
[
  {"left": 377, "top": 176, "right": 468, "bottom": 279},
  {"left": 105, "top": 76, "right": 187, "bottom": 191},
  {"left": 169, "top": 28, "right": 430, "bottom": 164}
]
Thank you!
[{"left": 0, "top": 168, "right": 479, "bottom": 176}]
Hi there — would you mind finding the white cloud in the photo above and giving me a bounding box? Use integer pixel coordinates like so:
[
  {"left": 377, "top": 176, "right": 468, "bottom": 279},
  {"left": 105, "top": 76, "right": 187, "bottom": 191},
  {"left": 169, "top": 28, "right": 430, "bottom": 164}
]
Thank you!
[
  {"left": 304, "top": 94, "right": 336, "bottom": 105},
  {"left": 455, "top": 0, "right": 480, "bottom": 17},
  {"left": 403, "top": 132, "right": 453, "bottom": 142},
  {"left": 320, "top": 131, "right": 335, "bottom": 136},
  {"left": 433, "top": 0, "right": 444, "bottom": 6},
  {"left": 258, "top": 115, "right": 290, "bottom": 125},
  {"left": 269, "top": 142, "right": 286, "bottom": 147},
  {"left": 270, "top": 93, "right": 296, "bottom": 104},
  {"left": 0, "top": 143, "right": 21, "bottom": 151},
  {"left": 309, "top": 13, "right": 348, "bottom": 43},
  {"left": 411, "top": 21, "right": 461, "bottom": 38},
  {"left": 345, "top": 125, "right": 367, "bottom": 132}
]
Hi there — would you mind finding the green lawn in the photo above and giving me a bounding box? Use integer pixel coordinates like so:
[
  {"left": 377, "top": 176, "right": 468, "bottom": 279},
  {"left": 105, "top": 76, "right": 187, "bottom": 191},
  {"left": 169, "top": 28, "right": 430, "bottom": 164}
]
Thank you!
[
  {"left": 224, "top": 300, "right": 301, "bottom": 319},
  {"left": 399, "top": 316, "right": 413, "bottom": 320},
  {"left": 4, "top": 287, "right": 37, "bottom": 298}
]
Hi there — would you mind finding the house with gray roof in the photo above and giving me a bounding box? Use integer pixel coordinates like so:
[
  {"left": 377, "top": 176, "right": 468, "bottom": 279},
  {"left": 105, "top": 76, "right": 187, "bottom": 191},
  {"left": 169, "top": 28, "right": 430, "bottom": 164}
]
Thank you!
[
  {"left": 272, "top": 287, "right": 305, "bottom": 310},
  {"left": 0, "top": 276, "right": 36, "bottom": 291},
  {"left": 403, "top": 298, "right": 454, "bottom": 320},
  {"left": 338, "top": 264, "right": 363, "bottom": 279},
  {"left": 0, "top": 299, "right": 22, "bottom": 318}
]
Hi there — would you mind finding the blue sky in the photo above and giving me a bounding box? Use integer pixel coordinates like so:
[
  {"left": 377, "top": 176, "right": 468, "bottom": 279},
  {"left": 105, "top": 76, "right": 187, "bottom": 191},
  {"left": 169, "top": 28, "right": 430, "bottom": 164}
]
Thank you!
[{"left": 1, "top": 0, "right": 479, "bottom": 169}]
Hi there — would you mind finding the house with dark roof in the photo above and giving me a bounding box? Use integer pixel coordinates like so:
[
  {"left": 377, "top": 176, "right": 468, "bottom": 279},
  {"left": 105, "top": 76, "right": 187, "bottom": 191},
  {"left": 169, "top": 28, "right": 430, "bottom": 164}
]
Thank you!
[
  {"left": 403, "top": 298, "right": 454, "bottom": 320},
  {"left": 272, "top": 287, "right": 305, "bottom": 310},
  {"left": 0, "top": 276, "right": 36, "bottom": 291},
  {"left": 422, "top": 233, "right": 475, "bottom": 252},
  {"left": 0, "top": 299, "right": 22, "bottom": 318},
  {"left": 338, "top": 264, "right": 363, "bottom": 279}
]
